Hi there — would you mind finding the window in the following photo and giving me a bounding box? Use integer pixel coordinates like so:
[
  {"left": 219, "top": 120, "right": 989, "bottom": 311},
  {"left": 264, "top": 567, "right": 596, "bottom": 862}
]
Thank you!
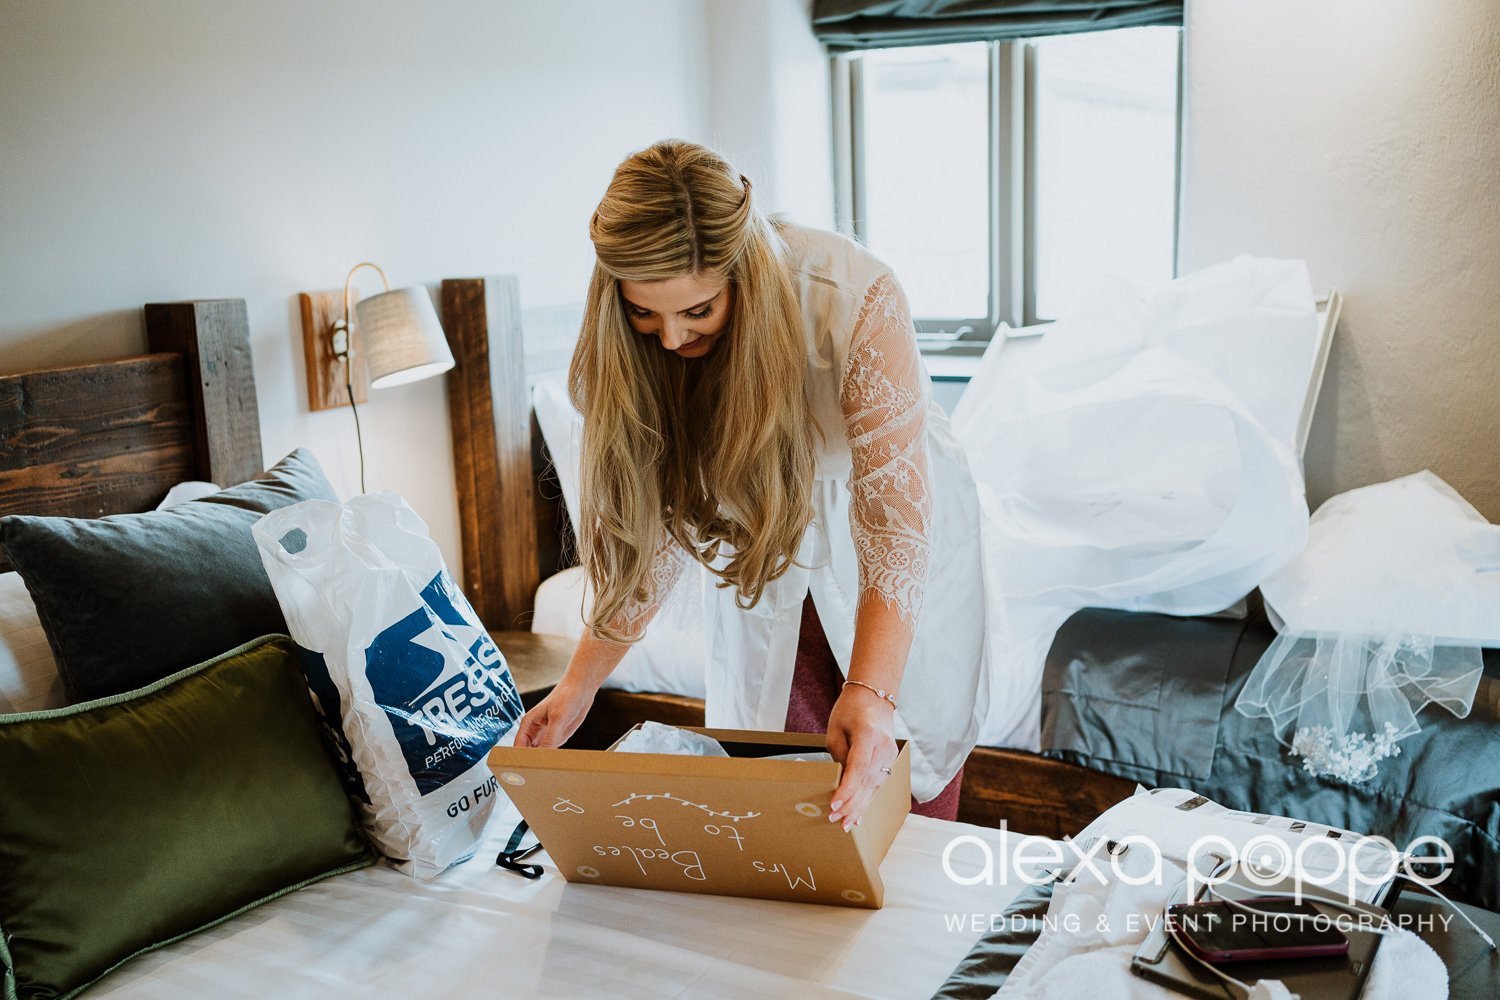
[{"left": 832, "top": 27, "right": 1182, "bottom": 353}]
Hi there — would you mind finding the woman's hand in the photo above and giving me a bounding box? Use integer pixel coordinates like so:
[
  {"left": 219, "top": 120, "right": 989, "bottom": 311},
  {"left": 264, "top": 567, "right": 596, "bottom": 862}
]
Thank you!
[
  {"left": 513, "top": 678, "right": 598, "bottom": 749},
  {"left": 515, "top": 629, "right": 632, "bottom": 749},
  {"left": 825, "top": 685, "right": 899, "bottom": 832}
]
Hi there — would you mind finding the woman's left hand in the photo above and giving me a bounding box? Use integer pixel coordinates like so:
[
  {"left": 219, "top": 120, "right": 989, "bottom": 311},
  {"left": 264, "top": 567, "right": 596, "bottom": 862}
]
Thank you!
[{"left": 825, "top": 686, "right": 899, "bottom": 832}]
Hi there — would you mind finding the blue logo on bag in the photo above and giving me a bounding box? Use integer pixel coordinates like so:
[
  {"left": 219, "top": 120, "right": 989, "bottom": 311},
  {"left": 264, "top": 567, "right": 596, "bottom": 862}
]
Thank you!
[{"left": 364, "top": 570, "right": 524, "bottom": 795}]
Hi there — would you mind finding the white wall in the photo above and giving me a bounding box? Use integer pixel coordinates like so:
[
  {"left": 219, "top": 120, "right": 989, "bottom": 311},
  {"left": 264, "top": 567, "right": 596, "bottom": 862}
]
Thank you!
[
  {"left": 0, "top": 0, "right": 711, "bottom": 577},
  {"left": 706, "top": 0, "right": 835, "bottom": 228},
  {"left": 1179, "top": 0, "right": 1500, "bottom": 519},
  {"left": 10, "top": 0, "right": 1495, "bottom": 582}
]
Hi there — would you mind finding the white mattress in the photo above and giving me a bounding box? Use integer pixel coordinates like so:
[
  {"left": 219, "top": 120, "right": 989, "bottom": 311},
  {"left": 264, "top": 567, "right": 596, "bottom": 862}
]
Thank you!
[{"left": 90, "top": 809, "right": 1020, "bottom": 999}]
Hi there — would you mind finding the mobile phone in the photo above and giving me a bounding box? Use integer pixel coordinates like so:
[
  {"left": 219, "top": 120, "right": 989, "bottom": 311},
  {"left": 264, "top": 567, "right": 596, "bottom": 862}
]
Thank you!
[{"left": 1166, "top": 896, "right": 1350, "bottom": 964}]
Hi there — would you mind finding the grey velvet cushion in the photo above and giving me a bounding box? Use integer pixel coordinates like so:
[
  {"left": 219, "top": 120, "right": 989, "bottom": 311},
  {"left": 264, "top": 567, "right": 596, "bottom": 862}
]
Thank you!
[{"left": 0, "top": 448, "right": 337, "bottom": 702}]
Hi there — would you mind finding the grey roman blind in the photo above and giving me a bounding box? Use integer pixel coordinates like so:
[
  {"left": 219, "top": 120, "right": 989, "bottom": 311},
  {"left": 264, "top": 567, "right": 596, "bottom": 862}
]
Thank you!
[{"left": 812, "top": 0, "right": 1183, "bottom": 51}]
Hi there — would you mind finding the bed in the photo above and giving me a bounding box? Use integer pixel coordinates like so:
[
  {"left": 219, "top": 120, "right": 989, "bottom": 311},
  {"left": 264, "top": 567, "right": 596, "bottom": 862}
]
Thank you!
[
  {"left": 439, "top": 278, "right": 1500, "bottom": 912},
  {"left": 0, "top": 294, "right": 1030, "bottom": 1000},
  {"left": 7, "top": 286, "right": 1494, "bottom": 999}
]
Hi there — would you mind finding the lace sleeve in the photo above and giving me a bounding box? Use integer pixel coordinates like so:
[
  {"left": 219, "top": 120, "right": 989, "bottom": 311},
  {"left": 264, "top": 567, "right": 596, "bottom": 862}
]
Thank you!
[
  {"left": 610, "top": 526, "right": 690, "bottom": 639},
  {"left": 840, "top": 272, "right": 933, "bottom": 625}
]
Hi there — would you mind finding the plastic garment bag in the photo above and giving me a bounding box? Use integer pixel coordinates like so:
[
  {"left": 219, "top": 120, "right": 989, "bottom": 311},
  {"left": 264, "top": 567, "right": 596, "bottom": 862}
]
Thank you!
[
  {"left": 955, "top": 256, "right": 1317, "bottom": 617},
  {"left": 1236, "top": 471, "right": 1499, "bottom": 783},
  {"left": 956, "top": 258, "right": 1321, "bottom": 748}
]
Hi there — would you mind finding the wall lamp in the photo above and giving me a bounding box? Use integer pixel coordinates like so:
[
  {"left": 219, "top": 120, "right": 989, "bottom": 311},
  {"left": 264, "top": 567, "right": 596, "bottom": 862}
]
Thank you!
[{"left": 298, "top": 262, "right": 455, "bottom": 492}]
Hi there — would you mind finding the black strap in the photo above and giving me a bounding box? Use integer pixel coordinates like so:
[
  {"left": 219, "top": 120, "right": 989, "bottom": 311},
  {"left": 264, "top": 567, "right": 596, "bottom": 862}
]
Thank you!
[{"left": 495, "top": 819, "right": 544, "bottom": 879}]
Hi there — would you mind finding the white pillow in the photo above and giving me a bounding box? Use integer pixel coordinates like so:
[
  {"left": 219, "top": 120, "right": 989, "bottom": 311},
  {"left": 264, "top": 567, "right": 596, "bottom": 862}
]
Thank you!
[
  {"left": 531, "top": 378, "right": 708, "bottom": 700},
  {"left": 157, "top": 481, "right": 220, "bottom": 509},
  {"left": 532, "top": 567, "right": 709, "bottom": 700},
  {"left": 0, "top": 572, "right": 66, "bottom": 714}
]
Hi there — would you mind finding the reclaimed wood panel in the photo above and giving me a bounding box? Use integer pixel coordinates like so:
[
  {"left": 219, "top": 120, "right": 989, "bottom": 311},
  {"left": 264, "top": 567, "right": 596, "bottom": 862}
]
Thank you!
[
  {"left": 143, "top": 299, "right": 263, "bottom": 487},
  {"left": 0, "top": 299, "right": 263, "bottom": 573},
  {"left": 443, "top": 276, "right": 538, "bottom": 631},
  {"left": 0, "top": 354, "right": 197, "bottom": 539},
  {"left": 298, "top": 289, "right": 369, "bottom": 412}
]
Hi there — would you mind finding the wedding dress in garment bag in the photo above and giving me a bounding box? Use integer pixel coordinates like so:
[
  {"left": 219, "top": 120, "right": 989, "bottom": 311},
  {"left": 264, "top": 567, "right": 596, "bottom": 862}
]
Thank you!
[{"left": 954, "top": 257, "right": 1321, "bottom": 748}]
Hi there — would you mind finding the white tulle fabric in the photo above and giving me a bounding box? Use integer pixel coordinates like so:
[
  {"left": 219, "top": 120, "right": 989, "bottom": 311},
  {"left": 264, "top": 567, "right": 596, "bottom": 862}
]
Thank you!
[
  {"left": 1235, "top": 471, "right": 1498, "bottom": 783},
  {"left": 841, "top": 273, "right": 933, "bottom": 623},
  {"left": 954, "top": 256, "right": 1322, "bottom": 749}
]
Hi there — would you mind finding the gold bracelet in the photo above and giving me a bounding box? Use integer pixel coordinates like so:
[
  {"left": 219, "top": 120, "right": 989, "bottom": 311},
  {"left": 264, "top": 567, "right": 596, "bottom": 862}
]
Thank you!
[{"left": 842, "top": 679, "right": 898, "bottom": 710}]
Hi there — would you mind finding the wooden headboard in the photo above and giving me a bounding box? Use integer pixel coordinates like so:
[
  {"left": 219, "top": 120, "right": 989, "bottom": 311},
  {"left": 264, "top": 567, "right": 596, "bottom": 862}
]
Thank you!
[
  {"left": 442, "top": 276, "right": 572, "bottom": 632},
  {"left": 0, "top": 300, "right": 264, "bottom": 571}
]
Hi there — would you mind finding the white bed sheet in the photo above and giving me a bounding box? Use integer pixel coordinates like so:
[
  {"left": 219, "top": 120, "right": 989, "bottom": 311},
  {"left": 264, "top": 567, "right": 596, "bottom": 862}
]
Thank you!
[{"left": 90, "top": 810, "right": 1021, "bottom": 1000}]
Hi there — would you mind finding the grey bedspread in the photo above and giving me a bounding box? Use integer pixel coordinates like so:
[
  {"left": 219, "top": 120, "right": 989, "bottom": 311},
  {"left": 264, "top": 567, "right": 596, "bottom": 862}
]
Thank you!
[{"left": 1038, "top": 601, "right": 1500, "bottom": 910}]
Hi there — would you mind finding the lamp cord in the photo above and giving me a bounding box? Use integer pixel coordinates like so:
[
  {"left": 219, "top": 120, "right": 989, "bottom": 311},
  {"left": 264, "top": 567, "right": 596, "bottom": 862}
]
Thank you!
[
  {"left": 335, "top": 261, "right": 388, "bottom": 497},
  {"left": 346, "top": 375, "right": 367, "bottom": 495}
]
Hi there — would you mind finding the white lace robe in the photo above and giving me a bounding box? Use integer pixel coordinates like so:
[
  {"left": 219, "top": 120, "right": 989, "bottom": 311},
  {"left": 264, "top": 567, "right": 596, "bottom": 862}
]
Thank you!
[
  {"left": 623, "top": 225, "right": 999, "bottom": 800},
  {"left": 842, "top": 271, "right": 933, "bottom": 624}
]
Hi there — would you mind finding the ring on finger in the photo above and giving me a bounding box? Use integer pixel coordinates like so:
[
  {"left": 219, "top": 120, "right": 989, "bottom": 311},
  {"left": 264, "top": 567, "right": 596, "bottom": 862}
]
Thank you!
[{"left": 879, "top": 766, "right": 893, "bottom": 775}]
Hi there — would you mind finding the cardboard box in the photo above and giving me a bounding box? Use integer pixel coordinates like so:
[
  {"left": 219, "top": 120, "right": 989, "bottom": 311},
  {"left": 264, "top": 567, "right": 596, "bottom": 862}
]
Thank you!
[{"left": 487, "top": 727, "right": 910, "bottom": 908}]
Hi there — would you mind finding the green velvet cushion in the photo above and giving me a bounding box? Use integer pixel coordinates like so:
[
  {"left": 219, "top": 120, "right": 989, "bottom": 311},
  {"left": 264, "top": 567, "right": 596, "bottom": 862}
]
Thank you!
[
  {"left": 0, "top": 635, "right": 374, "bottom": 1000},
  {"left": 0, "top": 448, "right": 338, "bottom": 703}
]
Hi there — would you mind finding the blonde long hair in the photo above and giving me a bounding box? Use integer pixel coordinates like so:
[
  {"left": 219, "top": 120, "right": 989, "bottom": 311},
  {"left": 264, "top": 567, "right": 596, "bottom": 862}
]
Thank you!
[{"left": 570, "top": 139, "right": 815, "bottom": 642}]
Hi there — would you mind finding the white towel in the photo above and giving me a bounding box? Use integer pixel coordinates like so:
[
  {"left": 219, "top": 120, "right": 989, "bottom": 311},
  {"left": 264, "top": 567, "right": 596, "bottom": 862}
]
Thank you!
[{"left": 1359, "top": 928, "right": 1448, "bottom": 998}]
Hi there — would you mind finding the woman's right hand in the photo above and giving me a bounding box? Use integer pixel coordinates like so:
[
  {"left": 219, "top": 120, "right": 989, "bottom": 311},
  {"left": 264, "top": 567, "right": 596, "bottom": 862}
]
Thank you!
[{"left": 513, "top": 678, "right": 598, "bottom": 749}]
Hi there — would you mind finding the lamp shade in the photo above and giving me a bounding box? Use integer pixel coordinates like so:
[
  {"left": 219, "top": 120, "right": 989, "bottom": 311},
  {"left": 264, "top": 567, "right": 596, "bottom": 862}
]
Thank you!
[{"left": 355, "top": 286, "right": 455, "bottom": 388}]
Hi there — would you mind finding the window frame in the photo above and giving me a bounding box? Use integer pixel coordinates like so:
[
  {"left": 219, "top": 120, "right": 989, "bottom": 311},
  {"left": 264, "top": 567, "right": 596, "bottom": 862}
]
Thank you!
[{"left": 830, "top": 31, "right": 1185, "bottom": 354}]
